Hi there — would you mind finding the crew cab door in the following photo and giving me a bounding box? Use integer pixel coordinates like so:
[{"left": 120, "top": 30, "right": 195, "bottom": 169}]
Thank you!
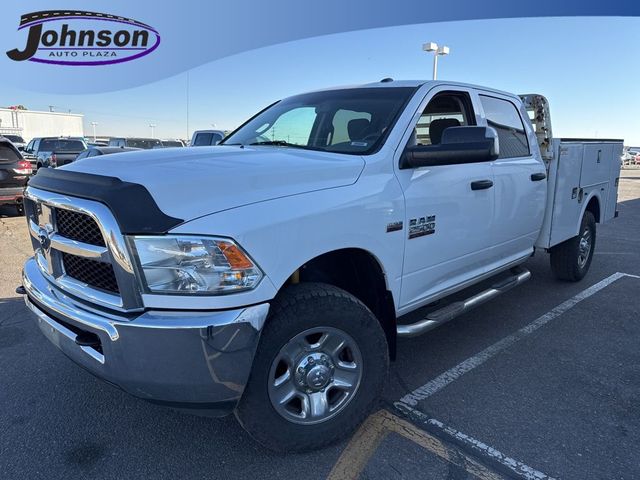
[
  {"left": 477, "top": 94, "right": 546, "bottom": 261},
  {"left": 394, "top": 87, "right": 496, "bottom": 312}
]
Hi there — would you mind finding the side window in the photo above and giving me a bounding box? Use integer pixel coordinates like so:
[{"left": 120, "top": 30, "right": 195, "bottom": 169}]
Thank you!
[
  {"left": 25, "top": 140, "right": 34, "bottom": 153},
  {"left": 479, "top": 95, "right": 530, "bottom": 158},
  {"left": 75, "top": 150, "right": 89, "bottom": 160},
  {"left": 211, "top": 133, "right": 223, "bottom": 145},
  {"left": 411, "top": 91, "right": 475, "bottom": 146},
  {"left": 33, "top": 139, "right": 40, "bottom": 152}
]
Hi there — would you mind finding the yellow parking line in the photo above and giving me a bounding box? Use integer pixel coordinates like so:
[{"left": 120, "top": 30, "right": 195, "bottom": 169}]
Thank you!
[{"left": 327, "top": 409, "right": 504, "bottom": 480}]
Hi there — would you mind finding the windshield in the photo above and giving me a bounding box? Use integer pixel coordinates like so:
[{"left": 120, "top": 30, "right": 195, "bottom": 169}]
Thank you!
[
  {"left": 123, "top": 138, "right": 162, "bottom": 149},
  {"left": 3, "top": 135, "right": 25, "bottom": 143},
  {"left": 39, "top": 139, "right": 86, "bottom": 151},
  {"left": 222, "top": 87, "right": 418, "bottom": 155}
]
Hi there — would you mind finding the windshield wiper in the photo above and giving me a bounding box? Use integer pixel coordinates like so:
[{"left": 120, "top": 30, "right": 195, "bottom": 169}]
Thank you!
[
  {"left": 250, "top": 140, "right": 297, "bottom": 147},
  {"left": 249, "top": 140, "right": 322, "bottom": 151}
]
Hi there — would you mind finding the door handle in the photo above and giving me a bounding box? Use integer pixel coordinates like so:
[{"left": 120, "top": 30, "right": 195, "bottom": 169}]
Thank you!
[
  {"left": 530, "top": 172, "right": 547, "bottom": 181},
  {"left": 470, "top": 179, "right": 493, "bottom": 190}
]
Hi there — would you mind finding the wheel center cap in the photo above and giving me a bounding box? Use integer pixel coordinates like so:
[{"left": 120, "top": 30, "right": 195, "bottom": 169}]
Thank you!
[
  {"left": 306, "top": 365, "right": 331, "bottom": 389},
  {"left": 580, "top": 238, "right": 588, "bottom": 251}
]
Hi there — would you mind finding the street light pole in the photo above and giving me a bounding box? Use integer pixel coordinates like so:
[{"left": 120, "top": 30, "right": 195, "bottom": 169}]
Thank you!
[
  {"left": 422, "top": 42, "right": 450, "bottom": 80},
  {"left": 90, "top": 122, "right": 98, "bottom": 142},
  {"left": 149, "top": 123, "right": 156, "bottom": 138}
]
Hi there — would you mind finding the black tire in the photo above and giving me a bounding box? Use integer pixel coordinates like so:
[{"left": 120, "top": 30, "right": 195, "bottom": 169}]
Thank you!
[
  {"left": 15, "top": 203, "right": 25, "bottom": 216},
  {"left": 235, "top": 282, "right": 389, "bottom": 452},
  {"left": 550, "top": 210, "right": 596, "bottom": 282}
]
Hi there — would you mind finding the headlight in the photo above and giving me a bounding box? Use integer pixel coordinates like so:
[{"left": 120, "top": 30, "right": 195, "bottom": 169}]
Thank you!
[{"left": 129, "top": 235, "right": 263, "bottom": 295}]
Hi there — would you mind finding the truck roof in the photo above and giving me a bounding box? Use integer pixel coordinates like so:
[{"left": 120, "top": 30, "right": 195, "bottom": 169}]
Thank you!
[{"left": 307, "top": 79, "right": 522, "bottom": 101}]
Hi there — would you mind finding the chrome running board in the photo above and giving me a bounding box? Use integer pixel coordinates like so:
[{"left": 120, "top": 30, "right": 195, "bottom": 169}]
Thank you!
[{"left": 396, "top": 267, "right": 531, "bottom": 338}]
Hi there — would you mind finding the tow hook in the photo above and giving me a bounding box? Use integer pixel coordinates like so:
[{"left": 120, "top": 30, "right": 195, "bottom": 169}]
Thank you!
[{"left": 15, "top": 285, "right": 26, "bottom": 295}]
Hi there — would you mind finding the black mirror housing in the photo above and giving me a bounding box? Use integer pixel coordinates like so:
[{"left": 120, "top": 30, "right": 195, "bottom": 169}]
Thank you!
[{"left": 401, "top": 126, "right": 499, "bottom": 169}]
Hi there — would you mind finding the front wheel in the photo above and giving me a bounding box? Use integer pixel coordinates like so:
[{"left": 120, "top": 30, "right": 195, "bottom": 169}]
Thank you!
[
  {"left": 235, "top": 283, "right": 389, "bottom": 452},
  {"left": 550, "top": 210, "right": 596, "bottom": 282}
]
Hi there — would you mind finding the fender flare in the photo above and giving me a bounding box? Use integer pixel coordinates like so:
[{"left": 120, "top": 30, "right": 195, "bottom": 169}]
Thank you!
[{"left": 576, "top": 191, "right": 601, "bottom": 235}]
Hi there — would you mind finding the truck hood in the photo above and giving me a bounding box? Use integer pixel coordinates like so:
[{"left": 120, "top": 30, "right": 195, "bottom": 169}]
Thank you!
[{"left": 64, "top": 146, "right": 365, "bottom": 222}]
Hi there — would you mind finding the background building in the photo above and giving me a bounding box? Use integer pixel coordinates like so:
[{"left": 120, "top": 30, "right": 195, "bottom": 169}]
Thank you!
[{"left": 0, "top": 107, "right": 84, "bottom": 141}]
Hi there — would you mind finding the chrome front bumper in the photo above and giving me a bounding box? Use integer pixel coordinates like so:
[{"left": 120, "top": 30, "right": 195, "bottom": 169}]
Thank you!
[{"left": 22, "top": 257, "right": 269, "bottom": 413}]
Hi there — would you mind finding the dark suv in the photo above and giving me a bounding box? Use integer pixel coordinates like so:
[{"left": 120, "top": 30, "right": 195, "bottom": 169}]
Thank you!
[{"left": 0, "top": 137, "right": 32, "bottom": 214}]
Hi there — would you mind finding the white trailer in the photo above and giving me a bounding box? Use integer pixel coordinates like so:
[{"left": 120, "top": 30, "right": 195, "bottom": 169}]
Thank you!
[{"left": 0, "top": 108, "right": 84, "bottom": 142}]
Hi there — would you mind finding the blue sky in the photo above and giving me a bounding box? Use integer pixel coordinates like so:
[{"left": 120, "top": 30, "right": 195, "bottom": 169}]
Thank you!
[{"left": 3, "top": 16, "right": 639, "bottom": 144}]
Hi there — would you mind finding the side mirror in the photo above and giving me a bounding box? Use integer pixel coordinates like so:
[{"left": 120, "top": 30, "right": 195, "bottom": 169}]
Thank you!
[{"left": 401, "top": 126, "right": 499, "bottom": 169}]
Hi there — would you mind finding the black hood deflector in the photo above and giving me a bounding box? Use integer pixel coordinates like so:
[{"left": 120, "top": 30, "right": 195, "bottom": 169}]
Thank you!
[{"left": 28, "top": 169, "right": 183, "bottom": 234}]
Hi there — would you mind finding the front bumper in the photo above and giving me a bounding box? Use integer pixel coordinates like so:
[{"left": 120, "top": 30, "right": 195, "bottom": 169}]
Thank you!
[{"left": 22, "top": 257, "right": 269, "bottom": 414}]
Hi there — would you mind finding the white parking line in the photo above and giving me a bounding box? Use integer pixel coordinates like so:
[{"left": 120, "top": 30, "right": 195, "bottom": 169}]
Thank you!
[
  {"left": 396, "top": 272, "right": 633, "bottom": 407},
  {"left": 396, "top": 406, "right": 555, "bottom": 480},
  {"left": 391, "top": 272, "right": 638, "bottom": 479}
]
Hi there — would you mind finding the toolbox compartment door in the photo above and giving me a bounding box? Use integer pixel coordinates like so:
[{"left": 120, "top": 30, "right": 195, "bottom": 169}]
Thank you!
[{"left": 536, "top": 139, "right": 623, "bottom": 249}]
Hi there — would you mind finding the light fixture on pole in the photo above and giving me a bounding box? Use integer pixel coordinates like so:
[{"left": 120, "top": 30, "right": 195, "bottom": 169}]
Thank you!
[
  {"left": 90, "top": 122, "right": 98, "bottom": 142},
  {"left": 149, "top": 123, "right": 157, "bottom": 138},
  {"left": 422, "top": 42, "right": 450, "bottom": 80}
]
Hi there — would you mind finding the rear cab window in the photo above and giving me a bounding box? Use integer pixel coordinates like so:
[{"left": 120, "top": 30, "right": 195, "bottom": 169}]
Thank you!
[{"left": 39, "top": 139, "right": 86, "bottom": 151}]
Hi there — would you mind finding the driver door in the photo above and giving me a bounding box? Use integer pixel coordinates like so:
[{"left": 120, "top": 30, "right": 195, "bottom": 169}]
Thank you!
[{"left": 395, "top": 87, "right": 496, "bottom": 312}]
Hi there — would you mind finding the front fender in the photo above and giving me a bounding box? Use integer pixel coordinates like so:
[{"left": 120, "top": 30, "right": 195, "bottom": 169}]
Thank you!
[{"left": 171, "top": 176, "right": 405, "bottom": 311}]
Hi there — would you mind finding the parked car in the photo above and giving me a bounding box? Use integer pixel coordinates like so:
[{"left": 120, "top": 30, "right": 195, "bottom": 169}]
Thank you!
[
  {"left": 75, "top": 146, "right": 140, "bottom": 161},
  {"left": 19, "top": 80, "right": 622, "bottom": 452},
  {"left": 160, "top": 139, "right": 185, "bottom": 148},
  {"left": 1, "top": 134, "right": 27, "bottom": 151},
  {"left": 108, "top": 137, "right": 162, "bottom": 149},
  {"left": 23, "top": 137, "right": 87, "bottom": 170},
  {"left": 190, "top": 129, "right": 225, "bottom": 146},
  {"left": 0, "top": 137, "right": 31, "bottom": 214}
]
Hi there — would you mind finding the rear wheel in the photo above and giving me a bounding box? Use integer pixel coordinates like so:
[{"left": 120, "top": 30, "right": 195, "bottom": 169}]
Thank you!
[
  {"left": 550, "top": 210, "right": 596, "bottom": 282},
  {"left": 235, "top": 283, "right": 389, "bottom": 452}
]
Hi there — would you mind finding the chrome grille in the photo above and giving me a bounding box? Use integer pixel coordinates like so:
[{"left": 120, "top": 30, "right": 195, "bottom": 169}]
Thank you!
[
  {"left": 62, "top": 253, "right": 119, "bottom": 293},
  {"left": 55, "top": 208, "right": 105, "bottom": 246},
  {"left": 24, "top": 187, "right": 142, "bottom": 311}
]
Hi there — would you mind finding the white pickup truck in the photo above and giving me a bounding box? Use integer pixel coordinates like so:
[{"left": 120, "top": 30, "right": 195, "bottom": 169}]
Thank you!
[{"left": 19, "top": 80, "right": 622, "bottom": 451}]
